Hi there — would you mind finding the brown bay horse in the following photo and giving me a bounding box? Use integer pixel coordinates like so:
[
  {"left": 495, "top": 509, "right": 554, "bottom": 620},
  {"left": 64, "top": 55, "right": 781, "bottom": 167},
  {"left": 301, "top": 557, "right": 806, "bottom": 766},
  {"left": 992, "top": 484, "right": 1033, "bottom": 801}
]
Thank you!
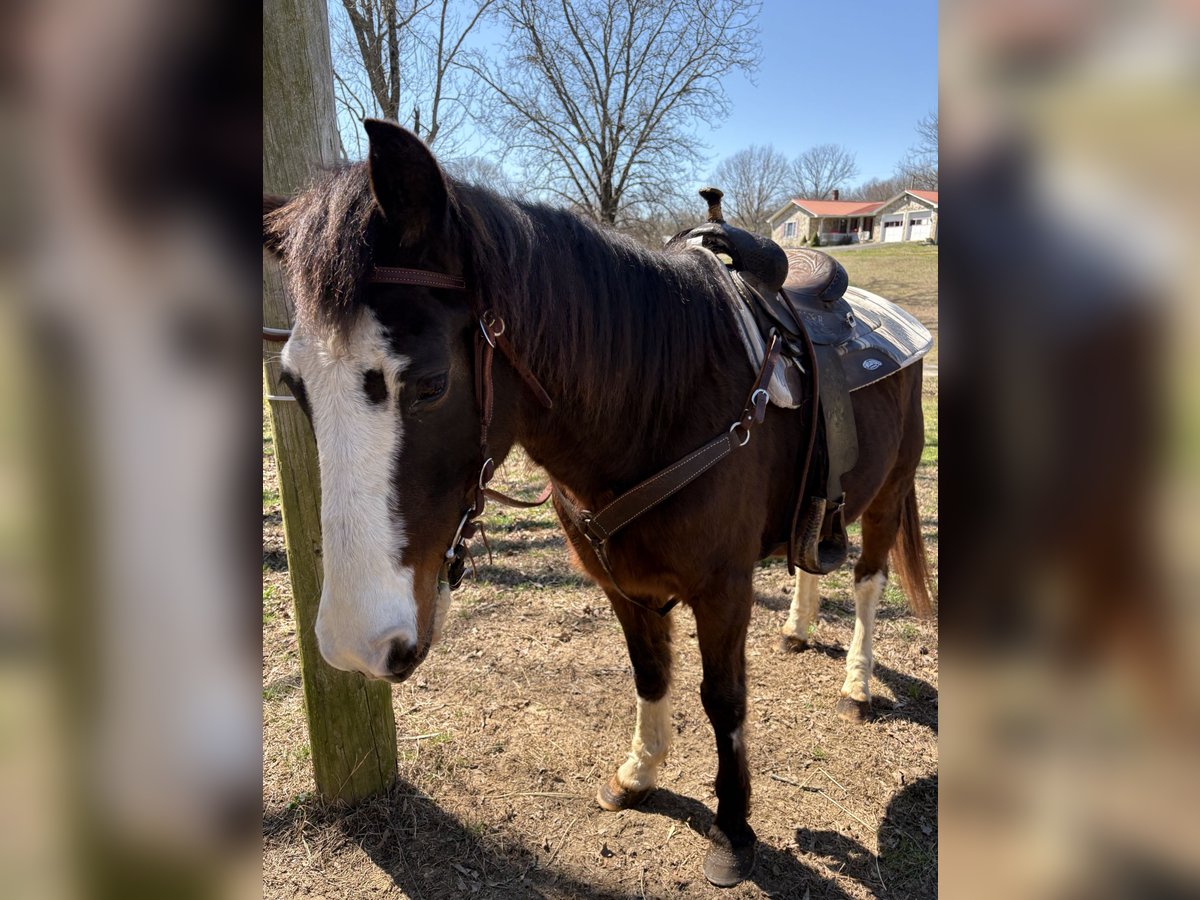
[{"left": 263, "top": 120, "right": 933, "bottom": 886}]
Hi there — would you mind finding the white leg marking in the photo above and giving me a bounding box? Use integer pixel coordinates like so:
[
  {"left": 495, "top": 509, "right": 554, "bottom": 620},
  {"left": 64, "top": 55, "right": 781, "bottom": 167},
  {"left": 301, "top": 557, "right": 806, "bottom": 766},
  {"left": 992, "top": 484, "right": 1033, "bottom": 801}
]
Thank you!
[
  {"left": 616, "top": 696, "right": 673, "bottom": 792},
  {"left": 783, "top": 570, "right": 821, "bottom": 641},
  {"left": 841, "top": 571, "right": 886, "bottom": 703}
]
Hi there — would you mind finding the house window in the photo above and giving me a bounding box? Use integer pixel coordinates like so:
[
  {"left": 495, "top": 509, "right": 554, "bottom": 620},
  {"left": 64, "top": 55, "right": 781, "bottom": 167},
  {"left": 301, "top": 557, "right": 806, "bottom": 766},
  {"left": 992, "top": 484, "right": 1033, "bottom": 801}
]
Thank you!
[{"left": 784, "top": 221, "right": 796, "bottom": 238}]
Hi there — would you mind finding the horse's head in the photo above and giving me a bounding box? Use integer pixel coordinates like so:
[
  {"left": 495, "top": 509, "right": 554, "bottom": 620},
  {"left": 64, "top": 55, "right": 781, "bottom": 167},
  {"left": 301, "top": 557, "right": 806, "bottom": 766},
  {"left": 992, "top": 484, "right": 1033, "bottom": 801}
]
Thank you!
[{"left": 264, "top": 121, "right": 498, "bottom": 682}]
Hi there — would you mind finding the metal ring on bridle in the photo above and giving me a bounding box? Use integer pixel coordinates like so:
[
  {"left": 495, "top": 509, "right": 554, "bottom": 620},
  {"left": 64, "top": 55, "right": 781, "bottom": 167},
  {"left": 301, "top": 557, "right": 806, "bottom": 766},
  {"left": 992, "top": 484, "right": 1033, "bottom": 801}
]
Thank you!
[
  {"left": 478, "top": 457, "right": 495, "bottom": 491},
  {"left": 729, "top": 421, "right": 751, "bottom": 447},
  {"left": 446, "top": 509, "right": 472, "bottom": 559},
  {"left": 750, "top": 388, "right": 769, "bottom": 407},
  {"left": 479, "top": 313, "right": 505, "bottom": 347}
]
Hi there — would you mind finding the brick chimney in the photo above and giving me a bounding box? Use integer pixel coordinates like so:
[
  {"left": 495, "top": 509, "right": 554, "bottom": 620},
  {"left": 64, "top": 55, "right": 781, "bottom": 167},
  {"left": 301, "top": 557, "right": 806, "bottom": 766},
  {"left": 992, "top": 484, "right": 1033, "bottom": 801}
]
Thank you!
[{"left": 832, "top": 189, "right": 840, "bottom": 201}]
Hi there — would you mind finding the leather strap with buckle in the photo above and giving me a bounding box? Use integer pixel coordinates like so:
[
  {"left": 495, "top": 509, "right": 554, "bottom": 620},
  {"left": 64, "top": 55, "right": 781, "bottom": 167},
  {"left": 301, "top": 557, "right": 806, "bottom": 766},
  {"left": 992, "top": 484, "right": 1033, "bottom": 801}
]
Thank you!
[{"left": 554, "top": 331, "right": 783, "bottom": 615}]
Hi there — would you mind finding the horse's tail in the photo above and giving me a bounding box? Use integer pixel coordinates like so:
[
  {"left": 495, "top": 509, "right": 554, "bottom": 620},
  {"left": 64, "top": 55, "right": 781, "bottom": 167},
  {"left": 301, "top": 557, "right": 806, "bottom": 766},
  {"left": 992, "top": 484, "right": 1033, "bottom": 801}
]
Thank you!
[{"left": 891, "top": 482, "right": 934, "bottom": 618}]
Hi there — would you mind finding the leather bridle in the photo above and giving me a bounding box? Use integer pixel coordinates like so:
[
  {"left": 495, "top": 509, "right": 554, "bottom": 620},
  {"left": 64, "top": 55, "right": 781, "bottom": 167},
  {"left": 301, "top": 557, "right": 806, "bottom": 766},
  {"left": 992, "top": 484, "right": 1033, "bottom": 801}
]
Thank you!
[
  {"left": 263, "top": 264, "right": 783, "bottom": 613},
  {"left": 262, "top": 266, "right": 555, "bottom": 591}
]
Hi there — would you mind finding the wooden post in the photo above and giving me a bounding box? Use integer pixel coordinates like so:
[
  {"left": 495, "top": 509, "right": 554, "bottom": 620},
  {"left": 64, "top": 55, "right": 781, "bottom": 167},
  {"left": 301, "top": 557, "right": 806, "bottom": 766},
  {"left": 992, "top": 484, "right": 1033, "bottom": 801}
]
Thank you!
[{"left": 263, "top": 0, "right": 397, "bottom": 802}]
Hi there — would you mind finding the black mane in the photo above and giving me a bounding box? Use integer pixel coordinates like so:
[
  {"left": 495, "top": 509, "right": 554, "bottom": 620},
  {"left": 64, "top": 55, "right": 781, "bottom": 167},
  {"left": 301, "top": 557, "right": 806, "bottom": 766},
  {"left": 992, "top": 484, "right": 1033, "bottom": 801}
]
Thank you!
[{"left": 267, "top": 163, "right": 741, "bottom": 442}]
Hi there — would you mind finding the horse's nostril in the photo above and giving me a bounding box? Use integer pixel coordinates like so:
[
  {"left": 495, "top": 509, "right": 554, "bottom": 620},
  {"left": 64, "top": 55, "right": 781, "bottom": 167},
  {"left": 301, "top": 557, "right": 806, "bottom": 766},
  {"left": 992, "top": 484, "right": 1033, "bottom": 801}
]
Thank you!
[{"left": 384, "top": 637, "right": 424, "bottom": 682}]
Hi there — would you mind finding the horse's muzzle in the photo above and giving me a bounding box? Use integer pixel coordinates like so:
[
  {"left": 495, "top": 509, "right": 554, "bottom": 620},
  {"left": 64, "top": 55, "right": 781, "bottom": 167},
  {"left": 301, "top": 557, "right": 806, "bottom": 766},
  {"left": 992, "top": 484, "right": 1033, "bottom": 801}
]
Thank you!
[{"left": 382, "top": 637, "right": 430, "bottom": 683}]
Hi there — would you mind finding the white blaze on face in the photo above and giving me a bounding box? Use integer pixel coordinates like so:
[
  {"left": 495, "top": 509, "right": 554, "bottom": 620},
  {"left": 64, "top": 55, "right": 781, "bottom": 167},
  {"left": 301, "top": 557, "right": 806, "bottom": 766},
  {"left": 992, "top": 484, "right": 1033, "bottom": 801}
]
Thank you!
[{"left": 281, "top": 312, "right": 414, "bottom": 678}]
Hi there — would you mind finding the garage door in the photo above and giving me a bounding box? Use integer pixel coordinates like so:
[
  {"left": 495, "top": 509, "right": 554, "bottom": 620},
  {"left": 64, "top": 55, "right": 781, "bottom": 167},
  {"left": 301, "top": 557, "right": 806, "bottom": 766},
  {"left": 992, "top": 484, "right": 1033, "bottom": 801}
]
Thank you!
[
  {"left": 882, "top": 216, "right": 904, "bottom": 242},
  {"left": 908, "top": 214, "right": 931, "bottom": 241}
]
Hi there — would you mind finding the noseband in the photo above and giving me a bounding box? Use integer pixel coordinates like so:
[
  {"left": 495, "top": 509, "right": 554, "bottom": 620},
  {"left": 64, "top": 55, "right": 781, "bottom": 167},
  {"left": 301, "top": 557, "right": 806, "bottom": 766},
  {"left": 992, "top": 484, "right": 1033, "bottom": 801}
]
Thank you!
[{"left": 262, "top": 266, "right": 554, "bottom": 591}]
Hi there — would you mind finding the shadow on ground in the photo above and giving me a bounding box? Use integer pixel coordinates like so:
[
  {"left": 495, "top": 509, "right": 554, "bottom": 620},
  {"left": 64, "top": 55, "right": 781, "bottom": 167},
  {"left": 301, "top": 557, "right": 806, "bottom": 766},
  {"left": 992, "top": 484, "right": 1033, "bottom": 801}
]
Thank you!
[
  {"left": 626, "top": 775, "right": 937, "bottom": 899},
  {"left": 265, "top": 780, "right": 631, "bottom": 900},
  {"left": 263, "top": 775, "right": 936, "bottom": 899},
  {"left": 770, "top": 636, "right": 939, "bottom": 734}
]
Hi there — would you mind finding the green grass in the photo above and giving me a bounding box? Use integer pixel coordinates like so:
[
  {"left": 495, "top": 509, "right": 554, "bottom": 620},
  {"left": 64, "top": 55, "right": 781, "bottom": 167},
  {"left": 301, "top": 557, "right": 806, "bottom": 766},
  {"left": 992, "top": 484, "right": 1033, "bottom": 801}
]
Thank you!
[{"left": 263, "top": 584, "right": 278, "bottom": 626}]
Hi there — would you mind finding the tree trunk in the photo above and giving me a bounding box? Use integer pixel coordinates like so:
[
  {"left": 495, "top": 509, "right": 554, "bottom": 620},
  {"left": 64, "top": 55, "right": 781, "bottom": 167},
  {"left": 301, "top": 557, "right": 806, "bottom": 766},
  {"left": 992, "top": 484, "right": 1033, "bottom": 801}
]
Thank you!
[{"left": 263, "top": 0, "right": 398, "bottom": 803}]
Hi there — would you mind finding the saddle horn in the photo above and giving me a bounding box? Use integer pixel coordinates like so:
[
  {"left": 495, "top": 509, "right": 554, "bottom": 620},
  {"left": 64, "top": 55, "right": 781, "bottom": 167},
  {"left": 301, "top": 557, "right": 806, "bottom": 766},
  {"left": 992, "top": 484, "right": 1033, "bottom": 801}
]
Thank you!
[{"left": 699, "top": 187, "right": 725, "bottom": 224}]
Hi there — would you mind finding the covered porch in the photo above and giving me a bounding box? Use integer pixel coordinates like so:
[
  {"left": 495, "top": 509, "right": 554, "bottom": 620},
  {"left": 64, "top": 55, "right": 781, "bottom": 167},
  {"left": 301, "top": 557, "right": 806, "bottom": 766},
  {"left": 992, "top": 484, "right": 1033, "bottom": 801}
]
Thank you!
[{"left": 812, "top": 214, "right": 874, "bottom": 245}]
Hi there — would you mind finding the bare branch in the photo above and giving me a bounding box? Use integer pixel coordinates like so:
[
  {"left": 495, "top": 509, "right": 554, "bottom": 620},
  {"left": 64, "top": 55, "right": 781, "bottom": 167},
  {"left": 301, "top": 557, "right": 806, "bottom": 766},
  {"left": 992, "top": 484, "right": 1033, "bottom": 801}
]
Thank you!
[
  {"left": 469, "top": 0, "right": 761, "bottom": 225},
  {"left": 895, "top": 111, "right": 938, "bottom": 190},
  {"left": 790, "top": 143, "right": 859, "bottom": 200},
  {"left": 711, "top": 144, "right": 791, "bottom": 235},
  {"left": 332, "top": 0, "right": 493, "bottom": 155}
]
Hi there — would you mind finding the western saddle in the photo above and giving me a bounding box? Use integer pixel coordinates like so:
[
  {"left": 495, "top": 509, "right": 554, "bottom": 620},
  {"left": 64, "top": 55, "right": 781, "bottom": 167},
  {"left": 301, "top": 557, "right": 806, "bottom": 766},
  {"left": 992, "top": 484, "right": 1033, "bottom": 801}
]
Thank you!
[{"left": 666, "top": 188, "right": 861, "bottom": 575}]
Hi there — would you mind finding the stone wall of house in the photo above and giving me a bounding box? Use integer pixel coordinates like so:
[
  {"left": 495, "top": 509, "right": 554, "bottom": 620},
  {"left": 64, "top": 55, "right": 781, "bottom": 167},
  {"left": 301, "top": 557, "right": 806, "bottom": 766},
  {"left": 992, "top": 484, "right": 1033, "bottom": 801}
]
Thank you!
[
  {"left": 772, "top": 210, "right": 814, "bottom": 248},
  {"left": 874, "top": 195, "right": 931, "bottom": 217}
]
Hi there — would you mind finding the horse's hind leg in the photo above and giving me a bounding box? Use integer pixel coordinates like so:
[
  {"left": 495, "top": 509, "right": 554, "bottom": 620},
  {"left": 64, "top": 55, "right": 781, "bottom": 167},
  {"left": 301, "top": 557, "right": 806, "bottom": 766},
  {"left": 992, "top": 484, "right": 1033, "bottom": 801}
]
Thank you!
[
  {"left": 596, "top": 591, "right": 674, "bottom": 812},
  {"left": 781, "top": 570, "right": 820, "bottom": 652},
  {"left": 694, "top": 574, "right": 758, "bottom": 886},
  {"left": 836, "top": 489, "right": 904, "bottom": 723}
]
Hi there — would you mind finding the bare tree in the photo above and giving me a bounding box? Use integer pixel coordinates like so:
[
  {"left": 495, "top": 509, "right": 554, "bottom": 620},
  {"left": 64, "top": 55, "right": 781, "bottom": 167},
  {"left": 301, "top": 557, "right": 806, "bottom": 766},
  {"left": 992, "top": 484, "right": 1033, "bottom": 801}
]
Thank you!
[
  {"left": 442, "top": 155, "right": 519, "bottom": 195},
  {"left": 849, "top": 173, "right": 909, "bottom": 201},
  {"left": 896, "top": 111, "right": 938, "bottom": 190},
  {"left": 331, "top": 0, "right": 496, "bottom": 157},
  {"left": 790, "top": 143, "right": 859, "bottom": 200},
  {"left": 616, "top": 185, "right": 710, "bottom": 248},
  {"left": 465, "top": 0, "right": 761, "bottom": 226},
  {"left": 711, "top": 144, "right": 791, "bottom": 235}
]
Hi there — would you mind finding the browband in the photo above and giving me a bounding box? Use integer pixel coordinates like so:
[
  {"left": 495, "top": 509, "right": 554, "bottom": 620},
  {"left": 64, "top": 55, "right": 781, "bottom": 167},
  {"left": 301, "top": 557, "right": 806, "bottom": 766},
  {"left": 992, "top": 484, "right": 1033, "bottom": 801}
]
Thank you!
[{"left": 369, "top": 266, "right": 466, "bottom": 290}]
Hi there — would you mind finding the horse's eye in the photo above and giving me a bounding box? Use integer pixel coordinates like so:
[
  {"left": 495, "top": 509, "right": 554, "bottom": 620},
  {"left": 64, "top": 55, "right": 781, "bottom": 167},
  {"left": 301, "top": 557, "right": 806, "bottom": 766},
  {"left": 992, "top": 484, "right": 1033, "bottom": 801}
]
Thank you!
[
  {"left": 412, "top": 373, "right": 448, "bottom": 407},
  {"left": 362, "top": 369, "right": 388, "bottom": 405}
]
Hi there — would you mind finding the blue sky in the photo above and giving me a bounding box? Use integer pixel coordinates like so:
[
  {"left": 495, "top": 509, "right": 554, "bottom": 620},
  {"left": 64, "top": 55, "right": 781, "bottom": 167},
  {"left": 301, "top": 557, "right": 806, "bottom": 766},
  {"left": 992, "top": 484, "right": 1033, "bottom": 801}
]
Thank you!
[
  {"left": 336, "top": 0, "right": 938, "bottom": 185},
  {"left": 705, "top": 0, "right": 938, "bottom": 181}
]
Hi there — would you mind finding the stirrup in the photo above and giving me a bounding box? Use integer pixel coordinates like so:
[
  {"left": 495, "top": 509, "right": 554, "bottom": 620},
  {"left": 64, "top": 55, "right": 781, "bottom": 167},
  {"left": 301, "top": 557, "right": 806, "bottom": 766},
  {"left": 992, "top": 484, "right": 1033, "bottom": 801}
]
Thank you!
[{"left": 796, "top": 495, "right": 850, "bottom": 575}]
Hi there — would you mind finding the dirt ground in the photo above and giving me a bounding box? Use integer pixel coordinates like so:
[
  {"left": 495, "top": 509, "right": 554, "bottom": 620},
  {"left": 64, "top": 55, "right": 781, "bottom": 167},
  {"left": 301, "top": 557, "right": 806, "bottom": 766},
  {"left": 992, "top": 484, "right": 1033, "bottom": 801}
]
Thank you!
[{"left": 263, "top": 246, "right": 938, "bottom": 900}]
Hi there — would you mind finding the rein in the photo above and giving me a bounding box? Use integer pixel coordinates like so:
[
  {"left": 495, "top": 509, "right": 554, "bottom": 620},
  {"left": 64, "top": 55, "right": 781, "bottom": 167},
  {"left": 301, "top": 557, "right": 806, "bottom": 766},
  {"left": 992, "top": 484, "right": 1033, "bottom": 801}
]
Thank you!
[{"left": 263, "top": 265, "right": 784, "bottom": 616}]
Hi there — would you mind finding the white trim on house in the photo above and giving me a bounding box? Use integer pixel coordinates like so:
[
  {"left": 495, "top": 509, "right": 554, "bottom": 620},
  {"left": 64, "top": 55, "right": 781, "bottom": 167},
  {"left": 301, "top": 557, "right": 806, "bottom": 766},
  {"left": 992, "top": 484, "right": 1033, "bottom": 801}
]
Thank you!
[{"left": 907, "top": 211, "right": 932, "bottom": 241}]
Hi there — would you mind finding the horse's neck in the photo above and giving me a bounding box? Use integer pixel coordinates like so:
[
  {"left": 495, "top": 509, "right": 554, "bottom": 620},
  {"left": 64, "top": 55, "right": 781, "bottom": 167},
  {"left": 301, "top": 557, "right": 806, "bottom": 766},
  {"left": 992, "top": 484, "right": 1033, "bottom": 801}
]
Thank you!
[{"left": 505, "top": 251, "right": 740, "bottom": 502}]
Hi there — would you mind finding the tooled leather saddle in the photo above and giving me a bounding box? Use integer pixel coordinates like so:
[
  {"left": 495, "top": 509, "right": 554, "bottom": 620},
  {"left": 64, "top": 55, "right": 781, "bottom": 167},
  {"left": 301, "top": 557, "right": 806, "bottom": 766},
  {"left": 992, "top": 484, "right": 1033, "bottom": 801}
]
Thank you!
[{"left": 666, "top": 188, "right": 931, "bottom": 575}]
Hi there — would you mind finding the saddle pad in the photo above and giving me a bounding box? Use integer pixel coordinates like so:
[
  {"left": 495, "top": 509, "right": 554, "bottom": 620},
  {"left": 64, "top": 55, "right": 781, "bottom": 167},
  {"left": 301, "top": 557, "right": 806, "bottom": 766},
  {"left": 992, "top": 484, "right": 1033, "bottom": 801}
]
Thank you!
[
  {"left": 838, "top": 286, "right": 933, "bottom": 392},
  {"left": 693, "top": 245, "right": 807, "bottom": 408},
  {"left": 725, "top": 276, "right": 931, "bottom": 405}
]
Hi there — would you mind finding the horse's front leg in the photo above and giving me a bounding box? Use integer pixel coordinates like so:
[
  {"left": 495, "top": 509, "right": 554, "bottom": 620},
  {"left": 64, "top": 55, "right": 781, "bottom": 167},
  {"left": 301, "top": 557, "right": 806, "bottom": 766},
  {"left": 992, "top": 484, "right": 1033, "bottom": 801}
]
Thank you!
[
  {"left": 694, "top": 574, "right": 757, "bottom": 887},
  {"left": 596, "top": 590, "right": 674, "bottom": 811}
]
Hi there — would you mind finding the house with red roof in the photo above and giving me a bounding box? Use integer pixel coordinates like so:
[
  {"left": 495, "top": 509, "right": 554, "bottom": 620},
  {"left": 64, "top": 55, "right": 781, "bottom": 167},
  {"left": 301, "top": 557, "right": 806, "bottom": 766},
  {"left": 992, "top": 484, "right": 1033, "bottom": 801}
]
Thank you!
[{"left": 768, "top": 189, "right": 938, "bottom": 247}]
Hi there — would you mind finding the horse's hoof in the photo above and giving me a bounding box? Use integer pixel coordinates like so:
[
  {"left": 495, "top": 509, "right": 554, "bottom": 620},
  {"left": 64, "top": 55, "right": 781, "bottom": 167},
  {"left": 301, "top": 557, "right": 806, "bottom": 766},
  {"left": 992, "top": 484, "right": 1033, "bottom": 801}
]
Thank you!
[
  {"left": 779, "top": 635, "right": 809, "bottom": 654},
  {"left": 596, "top": 776, "right": 651, "bottom": 812},
  {"left": 836, "top": 696, "right": 872, "bottom": 723},
  {"left": 703, "top": 825, "right": 757, "bottom": 887}
]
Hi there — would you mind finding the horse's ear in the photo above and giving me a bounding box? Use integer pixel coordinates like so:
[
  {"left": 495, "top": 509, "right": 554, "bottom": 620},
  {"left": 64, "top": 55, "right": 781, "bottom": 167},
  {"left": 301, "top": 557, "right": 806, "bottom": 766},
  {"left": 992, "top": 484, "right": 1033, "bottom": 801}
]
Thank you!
[
  {"left": 364, "top": 118, "right": 448, "bottom": 244},
  {"left": 263, "top": 194, "right": 288, "bottom": 255}
]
